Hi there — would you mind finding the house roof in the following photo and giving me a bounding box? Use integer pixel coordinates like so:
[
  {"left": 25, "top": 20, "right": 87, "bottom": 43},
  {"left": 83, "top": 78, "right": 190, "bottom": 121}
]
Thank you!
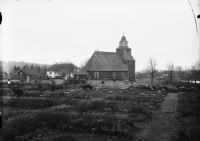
[
  {"left": 47, "top": 63, "right": 77, "bottom": 72},
  {"left": 17, "top": 69, "right": 40, "bottom": 76},
  {"left": 85, "top": 51, "right": 129, "bottom": 71}
]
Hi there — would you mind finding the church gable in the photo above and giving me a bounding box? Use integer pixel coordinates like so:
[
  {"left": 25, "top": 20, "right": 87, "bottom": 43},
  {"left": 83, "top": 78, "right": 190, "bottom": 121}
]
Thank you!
[{"left": 86, "top": 51, "right": 129, "bottom": 72}]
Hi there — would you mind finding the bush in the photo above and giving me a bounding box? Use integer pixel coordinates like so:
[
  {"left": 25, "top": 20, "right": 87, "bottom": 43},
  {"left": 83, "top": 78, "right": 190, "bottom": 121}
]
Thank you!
[
  {"left": 88, "top": 99, "right": 106, "bottom": 112},
  {"left": 128, "top": 102, "right": 152, "bottom": 117},
  {"left": 0, "top": 113, "right": 41, "bottom": 140},
  {"left": 177, "top": 98, "right": 197, "bottom": 115},
  {"left": 24, "top": 91, "right": 43, "bottom": 97},
  {"left": 0, "top": 109, "right": 132, "bottom": 141},
  {"left": 0, "top": 88, "right": 10, "bottom": 96},
  {"left": 35, "top": 111, "right": 69, "bottom": 129},
  {"left": 48, "top": 134, "right": 76, "bottom": 141},
  {"left": 106, "top": 101, "right": 119, "bottom": 112},
  {"left": 105, "top": 95, "right": 132, "bottom": 102},
  {"left": 161, "top": 80, "right": 169, "bottom": 85},
  {"left": 4, "top": 98, "right": 59, "bottom": 109},
  {"left": 75, "top": 100, "right": 88, "bottom": 113}
]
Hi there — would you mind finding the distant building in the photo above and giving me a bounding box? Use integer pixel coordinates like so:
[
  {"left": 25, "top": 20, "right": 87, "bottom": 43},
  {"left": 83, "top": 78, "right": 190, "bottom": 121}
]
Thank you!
[
  {"left": 46, "top": 63, "right": 78, "bottom": 79},
  {"left": 15, "top": 69, "right": 40, "bottom": 81},
  {"left": 0, "top": 72, "right": 10, "bottom": 80},
  {"left": 46, "top": 70, "right": 63, "bottom": 79},
  {"left": 85, "top": 35, "right": 136, "bottom": 81}
]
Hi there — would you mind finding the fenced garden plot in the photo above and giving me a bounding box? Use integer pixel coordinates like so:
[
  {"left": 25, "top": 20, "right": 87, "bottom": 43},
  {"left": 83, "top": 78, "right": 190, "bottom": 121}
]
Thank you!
[
  {"left": 1, "top": 109, "right": 134, "bottom": 140},
  {"left": 0, "top": 84, "right": 169, "bottom": 141},
  {"left": 176, "top": 92, "right": 199, "bottom": 115}
]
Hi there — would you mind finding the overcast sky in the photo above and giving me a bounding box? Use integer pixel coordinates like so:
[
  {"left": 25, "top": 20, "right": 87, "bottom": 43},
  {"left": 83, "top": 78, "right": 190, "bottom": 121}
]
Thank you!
[{"left": 0, "top": 0, "right": 199, "bottom": 71}]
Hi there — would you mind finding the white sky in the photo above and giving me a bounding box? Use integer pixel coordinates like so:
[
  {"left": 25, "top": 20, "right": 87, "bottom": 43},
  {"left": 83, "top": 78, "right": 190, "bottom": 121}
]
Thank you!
[{"left": 0, "top": 0, "right": 199, "bottom": 71}]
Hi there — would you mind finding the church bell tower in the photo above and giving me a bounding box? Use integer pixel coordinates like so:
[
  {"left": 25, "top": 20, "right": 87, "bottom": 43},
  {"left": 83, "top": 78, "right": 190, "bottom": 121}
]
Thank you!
[{"left": 116, "top": 35, "right": 136, "bottom": 81}]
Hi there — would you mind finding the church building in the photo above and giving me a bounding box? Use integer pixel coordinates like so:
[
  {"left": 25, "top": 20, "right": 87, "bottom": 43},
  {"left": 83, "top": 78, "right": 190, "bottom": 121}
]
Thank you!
[{"left": 85, "top": 35, "right": 135, "bottom": 81}]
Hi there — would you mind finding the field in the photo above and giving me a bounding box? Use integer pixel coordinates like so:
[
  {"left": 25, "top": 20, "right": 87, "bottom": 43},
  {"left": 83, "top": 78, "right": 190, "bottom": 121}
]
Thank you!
[{"left": 0, "top": 79, "right": 199, "bottom": 141}]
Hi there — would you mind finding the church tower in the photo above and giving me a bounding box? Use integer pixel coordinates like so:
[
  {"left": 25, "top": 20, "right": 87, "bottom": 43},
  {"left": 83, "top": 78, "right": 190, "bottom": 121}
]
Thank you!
[{"left": 116, "top": 35, "right": 136, "bottom": 81}]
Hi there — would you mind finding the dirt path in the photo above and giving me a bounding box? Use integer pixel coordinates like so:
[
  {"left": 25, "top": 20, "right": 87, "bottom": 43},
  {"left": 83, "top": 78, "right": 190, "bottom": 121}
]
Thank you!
[{"left": 136, "top": 93, "right": 178, "bottom": 141}]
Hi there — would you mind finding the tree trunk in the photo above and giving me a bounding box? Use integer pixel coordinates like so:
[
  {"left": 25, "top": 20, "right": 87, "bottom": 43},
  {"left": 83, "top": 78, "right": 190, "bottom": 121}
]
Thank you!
[
  {"left": 170, "top": 73, "right": 172, "bottom": 83},
  {"left": 151, "top": 72, "right": 154, "bottom": 83}
]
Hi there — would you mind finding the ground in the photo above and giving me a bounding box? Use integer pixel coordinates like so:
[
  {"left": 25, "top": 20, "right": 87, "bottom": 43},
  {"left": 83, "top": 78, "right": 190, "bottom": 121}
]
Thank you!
[{"left": 136, "top": 93, "right": 178, "bottom": 141}]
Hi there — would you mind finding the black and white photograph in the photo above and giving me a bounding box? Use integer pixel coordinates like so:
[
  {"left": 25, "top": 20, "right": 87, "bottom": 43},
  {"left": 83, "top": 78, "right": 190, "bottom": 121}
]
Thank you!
[{"left": 0, "top": 0, "right": 200, "bottom": 140}]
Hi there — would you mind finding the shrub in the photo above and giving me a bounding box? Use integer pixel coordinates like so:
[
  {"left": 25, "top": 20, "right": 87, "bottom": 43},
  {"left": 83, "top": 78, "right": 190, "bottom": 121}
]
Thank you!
[
  {"left": 105, "top": 95, "right": 115, "bottom": 101},
  {"left": 128, "top": 102, "right": 152, "bottom": 117},
  {"left": 106, "top": 101, "right": 119, "bottom": 112},
  {"left": 177, "top": 98, "right": 197, "bottom": 115},
  {"left": 35, "top": 111, "right": 69, "bottom": 129},
  {"left": 4, "top": 98, "right": 59, "bottom": 109},
  {"left": 105, "top": 95, "right": 132, "bottom": 102},
  {"left": 88, "top": 99, "right": 106, "bottom": 112},
  {"left": 75, "top": 100, "right": 88, "bottom": 113},
  {"left": 0, "top": 88, "right": 10, "bottom": 96},
  {"left": 50, "top": 105, "right": 72, "bottom": 113},
  {"left": 161, "top": 80, "right": 169, "bottom": 85},
  {"left": 48, "top": 134, "right": 76, "bottom": 141},
  {"left": 0, "top": 109, "right": 132, "bottom": 141},
  {"left": 24, "top": 91, "right": 43, "bottom": 97},
  {"left": 0, "top": 113, "right": 41, "bottom": 140}
]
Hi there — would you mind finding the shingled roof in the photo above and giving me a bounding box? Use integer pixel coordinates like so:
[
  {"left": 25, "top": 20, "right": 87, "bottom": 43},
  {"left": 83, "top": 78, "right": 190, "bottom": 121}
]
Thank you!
[
  {"left": 122, "top": 54, "right": 135, "bottom": 61},
  {"left": 47, "top": 63, "right": 77, "bottom": 72},
  {"left": 117, "top": 46, "right": 131, "bottom": 50},
  {"left": 18, "top": 69, "right": 40, "bottom": 76},
  {"left": 85, "top": 51, "right": 129, "bottom": 71}
]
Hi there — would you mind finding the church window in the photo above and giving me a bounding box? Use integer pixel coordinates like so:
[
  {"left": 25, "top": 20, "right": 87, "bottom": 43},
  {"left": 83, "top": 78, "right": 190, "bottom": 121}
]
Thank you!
[
  {"left": 94, "top": 72, "right": 99, "bottom": 78},
  {"left": 20, "top": 72, "right": 22, "bottom": 75}
]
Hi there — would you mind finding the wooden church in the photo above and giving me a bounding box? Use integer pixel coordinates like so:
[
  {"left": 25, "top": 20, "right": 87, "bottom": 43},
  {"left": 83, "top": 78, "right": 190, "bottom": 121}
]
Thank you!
[{"left": 85, "top": 35, "right": 136, "bottom": 81}]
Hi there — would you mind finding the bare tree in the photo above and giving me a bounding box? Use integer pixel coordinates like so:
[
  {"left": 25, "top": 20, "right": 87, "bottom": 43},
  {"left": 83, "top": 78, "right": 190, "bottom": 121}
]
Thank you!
[
  {"left": 175, "top": 66, "right": 184, "bottom": 82},
  {"left": 184, "top": 67, "right": 191, "bottom": 83},
  {"left": 79, "top": 58, "right": 89, "bottom": 73},
  {"left": 147, "top": 58, "right": 157, "bottom": 83},
  {"left": 190, "top": 61, "right": 200, "bottom": 84},
  {"left": 167, "top": 62, "right": 174, "bottom": 83}
]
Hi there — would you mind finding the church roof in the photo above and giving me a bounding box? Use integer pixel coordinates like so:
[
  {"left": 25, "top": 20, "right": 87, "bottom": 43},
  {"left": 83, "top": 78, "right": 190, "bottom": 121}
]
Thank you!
[
  {"left": 85, "top": 51, "right": 129, "bottom": 71},
  {"left": 117, "top": 46, "right": 131, "bottom": 50},
  {"left": 123, "top": 54, "right": 135, "bottom": 61}
]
